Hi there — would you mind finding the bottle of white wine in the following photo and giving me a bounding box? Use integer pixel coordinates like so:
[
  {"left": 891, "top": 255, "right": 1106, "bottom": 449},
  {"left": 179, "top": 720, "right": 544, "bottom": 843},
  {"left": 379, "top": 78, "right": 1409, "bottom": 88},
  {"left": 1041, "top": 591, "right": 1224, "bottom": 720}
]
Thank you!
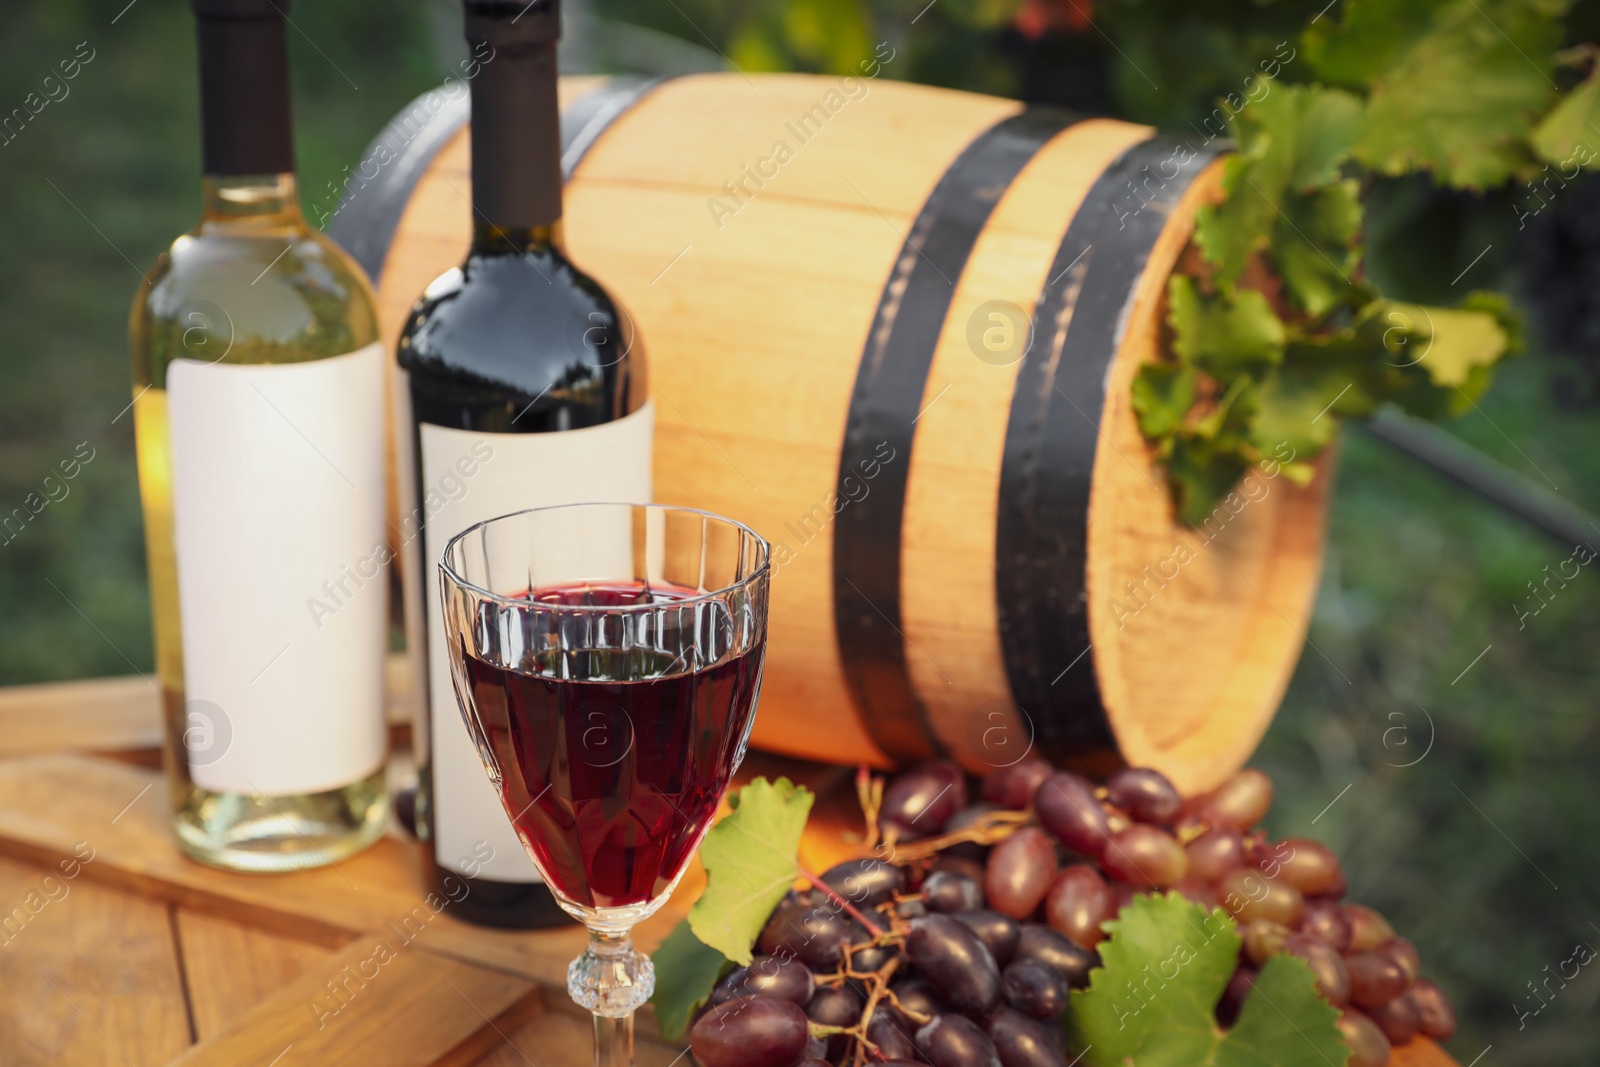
[
  {"left": 393, "top": 0, "right": 651, "bottom": 926},
  {"left": 131, "top": 0, "right": 390, "bottom": 871}
]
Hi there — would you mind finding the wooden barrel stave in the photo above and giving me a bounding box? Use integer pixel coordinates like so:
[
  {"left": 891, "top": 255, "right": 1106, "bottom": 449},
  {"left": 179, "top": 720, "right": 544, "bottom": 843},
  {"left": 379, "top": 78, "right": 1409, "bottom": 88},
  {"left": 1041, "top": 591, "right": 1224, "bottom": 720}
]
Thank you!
[
  {"left": 901, "top": 117, "right": 1159, "bottom": 769},
  {"left": 357, "top": 73, "right": 1331, "bottom": 793}
]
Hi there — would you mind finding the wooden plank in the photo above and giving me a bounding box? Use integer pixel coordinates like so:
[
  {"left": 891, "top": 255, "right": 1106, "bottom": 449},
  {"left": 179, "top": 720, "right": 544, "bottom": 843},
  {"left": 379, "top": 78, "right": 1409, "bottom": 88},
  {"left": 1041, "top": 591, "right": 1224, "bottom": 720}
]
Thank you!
[
  {"left": 0, "top": 754, "right": 688, "bottom": 993},
  {"left": 474, "top": 1000, "right": 685, "bottom": 1067},
  {"left": 0, "top": 674, "right": 162, "bottom": 761},
  {"left": 0, "top": 853, "right": 190, "bottom": 1066},
  {"left": 167, "top": 935, "right": 540, "bottom": 1067},
  {"left": 0, "top": 754, "right": 419, "bottom": 946},
  {"left": 176, "top": 909, "right": 337, "bottom": 1040},
  {"left": 0, "top": 654, "right": 416, "bottom": 764}
]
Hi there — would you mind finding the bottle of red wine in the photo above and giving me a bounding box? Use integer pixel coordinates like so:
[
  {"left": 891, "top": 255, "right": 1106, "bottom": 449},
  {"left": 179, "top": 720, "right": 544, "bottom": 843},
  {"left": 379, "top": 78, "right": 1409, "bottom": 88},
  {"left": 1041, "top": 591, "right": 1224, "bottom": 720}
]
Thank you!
[{"left": 394, "top": 0, "right": 651, "bottom": 927}]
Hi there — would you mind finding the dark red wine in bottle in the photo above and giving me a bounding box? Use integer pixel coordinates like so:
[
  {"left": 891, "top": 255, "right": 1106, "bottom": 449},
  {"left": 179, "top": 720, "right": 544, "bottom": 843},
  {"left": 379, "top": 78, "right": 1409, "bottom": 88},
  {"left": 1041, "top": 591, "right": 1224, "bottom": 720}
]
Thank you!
[
  {"left": 460, "top": 582, "right": 763, "bottom": 909},
  {"left": 394, "top": 0, "right": 650, "bottom": 928}
]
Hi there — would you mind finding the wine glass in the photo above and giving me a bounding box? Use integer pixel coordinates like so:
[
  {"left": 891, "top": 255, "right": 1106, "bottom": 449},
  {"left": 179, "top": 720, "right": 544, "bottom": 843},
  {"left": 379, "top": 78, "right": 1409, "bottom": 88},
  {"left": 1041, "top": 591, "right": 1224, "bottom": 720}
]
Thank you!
[{"left": 439, "top": 503, "right": 770, "bottom": 1066}]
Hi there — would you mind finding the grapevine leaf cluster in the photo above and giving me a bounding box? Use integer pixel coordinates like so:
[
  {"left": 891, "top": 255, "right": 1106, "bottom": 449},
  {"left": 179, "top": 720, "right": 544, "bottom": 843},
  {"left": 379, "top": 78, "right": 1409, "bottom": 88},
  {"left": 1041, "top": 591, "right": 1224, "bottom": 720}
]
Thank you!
[
  {"left": 1068, "top": 894, "right": 1345, "bottom": 1067},
  {"left": 1135, "top": 0, "right": 1566, "bottom": 523}
]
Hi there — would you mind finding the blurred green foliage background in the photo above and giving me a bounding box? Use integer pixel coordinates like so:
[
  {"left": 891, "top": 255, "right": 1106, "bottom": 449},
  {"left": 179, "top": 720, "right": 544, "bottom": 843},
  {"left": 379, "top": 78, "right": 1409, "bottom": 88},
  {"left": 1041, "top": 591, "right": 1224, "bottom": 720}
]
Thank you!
[{"left": 2, "top": 0, "right": 1598, "bottom": 1060}]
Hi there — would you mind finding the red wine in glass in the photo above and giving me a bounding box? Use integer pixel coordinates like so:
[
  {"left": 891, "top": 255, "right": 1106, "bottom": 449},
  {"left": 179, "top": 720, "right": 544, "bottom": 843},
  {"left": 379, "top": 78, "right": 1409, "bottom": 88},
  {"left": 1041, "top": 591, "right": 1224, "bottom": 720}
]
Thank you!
[
  {"left": 440, "top": 502, "right": 770, "bottom": 1066},
  {"left": 463, "top": 580, "right": 763, "bottom": 910}
]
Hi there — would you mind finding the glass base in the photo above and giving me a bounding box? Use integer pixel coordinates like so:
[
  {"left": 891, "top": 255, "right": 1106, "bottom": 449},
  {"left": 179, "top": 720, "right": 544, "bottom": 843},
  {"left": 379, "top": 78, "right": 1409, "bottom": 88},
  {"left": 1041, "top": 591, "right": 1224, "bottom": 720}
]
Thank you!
[{"left": 174, "top": 767, "right": 388, "bottom": 873}]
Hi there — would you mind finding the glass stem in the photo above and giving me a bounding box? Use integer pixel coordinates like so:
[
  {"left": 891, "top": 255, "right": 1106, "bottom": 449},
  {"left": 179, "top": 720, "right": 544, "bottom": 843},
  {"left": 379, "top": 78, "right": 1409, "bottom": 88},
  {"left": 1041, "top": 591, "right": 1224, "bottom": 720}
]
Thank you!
[
  {"left": 592, "top": 1008, "right": 634, "bottom": 1067},
  {"left": 569, "top": 926, "right": 654, "bottom": 1067}
]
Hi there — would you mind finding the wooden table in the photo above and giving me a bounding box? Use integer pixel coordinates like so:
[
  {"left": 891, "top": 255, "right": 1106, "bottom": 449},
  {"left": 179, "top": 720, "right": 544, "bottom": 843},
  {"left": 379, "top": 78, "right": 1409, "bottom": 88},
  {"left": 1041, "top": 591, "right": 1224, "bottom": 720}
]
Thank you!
[{"left": 0, "top": 663, "right": 1458, "bottom": 1066}]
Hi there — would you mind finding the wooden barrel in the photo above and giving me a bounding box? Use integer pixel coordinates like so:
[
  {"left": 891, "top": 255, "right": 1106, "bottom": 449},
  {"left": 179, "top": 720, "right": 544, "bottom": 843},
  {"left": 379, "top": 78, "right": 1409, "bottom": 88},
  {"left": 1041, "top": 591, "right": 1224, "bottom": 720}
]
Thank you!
[{"left": 336, "top": 73, "right": 1332, "bottom": 795}]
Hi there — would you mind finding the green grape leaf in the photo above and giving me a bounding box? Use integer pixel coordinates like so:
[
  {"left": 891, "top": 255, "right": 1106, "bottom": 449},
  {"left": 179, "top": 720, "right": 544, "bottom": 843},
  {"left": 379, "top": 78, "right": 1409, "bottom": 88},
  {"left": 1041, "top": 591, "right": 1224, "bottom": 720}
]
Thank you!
[
  {"left": 1531, "top": 68, "right": 1600, "bottom": 168},
  {"left": 1302, "top": 0, "right": 1451, "bottom": 88},
  {"left": 1344, "top": 0, "right": 1567, "bottom": 188},
  {"left": 1168, "top": 275, "right": 1286, "bottom": 380},
  {"left": 1132, "top": 361, "right": 1200, "bottom": 439},
  {"left": 1068, "top": 893, "right": 1347, "bottom": 1067},
  {"left": 1194, "top": 84, "right": 1363, "bottom": 281},
  {"left": 687, "top": 776, "right": 814, "bottom": 965},
  {"left": 1168, "top": 429, "right": 1253, "bottom": 527},
  {"left": 650, "top": 919, "right": 733, "bottom": 1042},
  {"left": 1222, "top": 954, "right": 1351, "bottom": 1067},
  {"left": 1249, "top": 365, "right": 1352, "bottom": 462},
  {"left": 1386, "top": 301, "right": 1511, "bottom": 388},
  {"left": 1272, "top": 180, "right": 1363, "bottom": 319}
]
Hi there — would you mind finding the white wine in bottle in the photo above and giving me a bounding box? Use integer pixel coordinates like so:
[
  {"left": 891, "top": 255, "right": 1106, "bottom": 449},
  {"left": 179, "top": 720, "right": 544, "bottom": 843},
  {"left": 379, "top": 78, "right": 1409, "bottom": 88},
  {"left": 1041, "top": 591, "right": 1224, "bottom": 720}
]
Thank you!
[{"left": 130, "top": 0, "right": 389, "bottom": 871}]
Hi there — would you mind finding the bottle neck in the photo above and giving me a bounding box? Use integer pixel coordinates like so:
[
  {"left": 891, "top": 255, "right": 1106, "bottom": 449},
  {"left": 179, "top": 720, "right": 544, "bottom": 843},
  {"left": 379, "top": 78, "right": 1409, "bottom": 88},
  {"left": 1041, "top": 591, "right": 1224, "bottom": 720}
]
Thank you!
[
  {"left": 194, "top": 7, "right": 295, "bottom": 179},
  {"left": 466, "top": 6, "right": 564, "bottom": 233},
  {"left": 471, "top": 220, "right": 564, "bottom": 255},
  {"left": 200, "top": 174, "right": 305, "bottom": 233}
]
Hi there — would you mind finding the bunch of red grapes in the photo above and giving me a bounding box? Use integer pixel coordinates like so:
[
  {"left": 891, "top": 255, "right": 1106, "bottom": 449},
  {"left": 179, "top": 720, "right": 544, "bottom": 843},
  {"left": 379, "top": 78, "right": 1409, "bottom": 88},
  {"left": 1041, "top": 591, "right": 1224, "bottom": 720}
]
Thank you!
[{"left": 687, "top": 757, "right": 1457, "bottom": 1067}]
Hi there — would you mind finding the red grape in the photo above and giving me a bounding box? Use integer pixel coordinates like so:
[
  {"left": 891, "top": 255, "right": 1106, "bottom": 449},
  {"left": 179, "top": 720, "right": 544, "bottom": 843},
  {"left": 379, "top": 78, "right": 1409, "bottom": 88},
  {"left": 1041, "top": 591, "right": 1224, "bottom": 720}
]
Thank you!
[
  {"left": 807, "top": 985, "right": 862, "bottom": 1059},
  {"left": 1314, "top": 864, "right": 1349, "bottom": 901},
  {"left": 710, "top": 954, "right": 814, "bottom": 1006},
  {"left": 1345, "top": 904, "right": 1395, "bottom": 951},
  {"left": 987, "top": 1007, "right": 1070, "bottom": 1067},
  {"left": 758, "top": 901, "right": 851, "bottom": 968},
  {"left": 954, "top": 910, "right": 1021, "bottom": 967},
  {"left": 983, "top": 755, "right": 1053, "bottom": 810},
  {"left": 1242, "top": 920, "right": 1292, "bottom": 967},
  {"left": 1185, "top": 827, "right": 1245, "bottom": 883},
  {"left": 1101, "top": 825, "right": 1187, "bottom": 888},
  {"left": 1268, "top": 838, "right": 1344, "bottom": 896},
  {"left": 916, "top": 1014, "right": 1003, "bottom": 1067},
  {"left": 1014, "top": 924, "right": 1098, "bottom": 989},
  {"left": 906, "top": 914, "right": 1002, "bottom": 1014},
  {"left": 866, "top": 1008, "right": 919, "bottom": 1060},
  {"left": 1216, "top": 868, "right": 1304, "bottom": 927},
  {"left": 1217, "top": 967, "right": 1256, "bottom": 1026},
  {"left": 932, "top": 853, "right": 989, "bottom": 886},
  {"left": 889, "top": 977, "right": 944, "bottom": 1024},
  {"left": 986, "top": 827, "right": 1059, "bottom": 919},
  {"left": 882, "top": 760, "right": 968, "bottom": 838},
  {"left": 1170, "top": 878, "right": 1218, "bottom": 909},
  {"left": 1044, "top": 865, "right": 1114, "bottom": 950},
  {"left": 820, "top": 858, "right": 905, "bottom": 907},
  {"left": 1203, "top": 769, "right": 1273, "bottom": 831},
  {"left": 1407, "top": 978, "right": 1457, "bottom": 1040},
  {"left": 1283, "top": 932, "right": 1351, "bottom": 1006},
  {"left": 1104, "top": 767, "right": 1183, "bottom": 825},
  {"left": 1034, "top": 772, "right": 1113, "bottom": 857},
  {"left": 1336, "top": 1009, "right": 1392, "bottom": 1067},
  {"left": 924, "top": 869, "right": 985, "bottom": 913},
  {"left": 1366, "top": 991, "right": 1421, "bottom": 1044},
  {"left": 690, "top": 995, "right": 810, "bottom": 1067},
  {"left": 1299, "top": 899, "right": 1353, "bottom": 950},
  {"left": 1381, "top": 936, "right": 1421, "bottom": 986},
  {"left": 1001, "top": 959, "right": 1069, "bottom": 1019},
  {"left": 1345, "top": 949, "right": 1409, "bottom": 1008}
]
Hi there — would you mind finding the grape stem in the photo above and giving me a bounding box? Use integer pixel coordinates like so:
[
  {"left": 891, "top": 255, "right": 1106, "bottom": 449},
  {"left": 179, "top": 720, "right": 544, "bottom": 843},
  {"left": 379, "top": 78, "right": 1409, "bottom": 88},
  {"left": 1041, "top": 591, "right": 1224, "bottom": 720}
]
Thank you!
[
  {"left": 852, "top": 954, "right": 901, "bottom": 1067},
  {"left": 796, "top": 866, "right": 886, "bottom": 938},
  {"left": 884, "top": 808, "right": 1034, "bottom": 863},
  {"left": 856, "top": 765, "right": 884, "bottom": 852}
]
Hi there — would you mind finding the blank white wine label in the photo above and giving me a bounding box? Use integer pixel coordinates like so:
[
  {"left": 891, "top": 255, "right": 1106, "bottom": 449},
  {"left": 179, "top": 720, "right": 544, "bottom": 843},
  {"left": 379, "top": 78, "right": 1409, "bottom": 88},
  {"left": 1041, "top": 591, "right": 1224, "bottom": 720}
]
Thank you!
[
  {"left": 418, "top": 404, "right": 654, "bottom": 881},
  {"left": 168, "top": 343, "right": 388, "bottom": 796}
]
